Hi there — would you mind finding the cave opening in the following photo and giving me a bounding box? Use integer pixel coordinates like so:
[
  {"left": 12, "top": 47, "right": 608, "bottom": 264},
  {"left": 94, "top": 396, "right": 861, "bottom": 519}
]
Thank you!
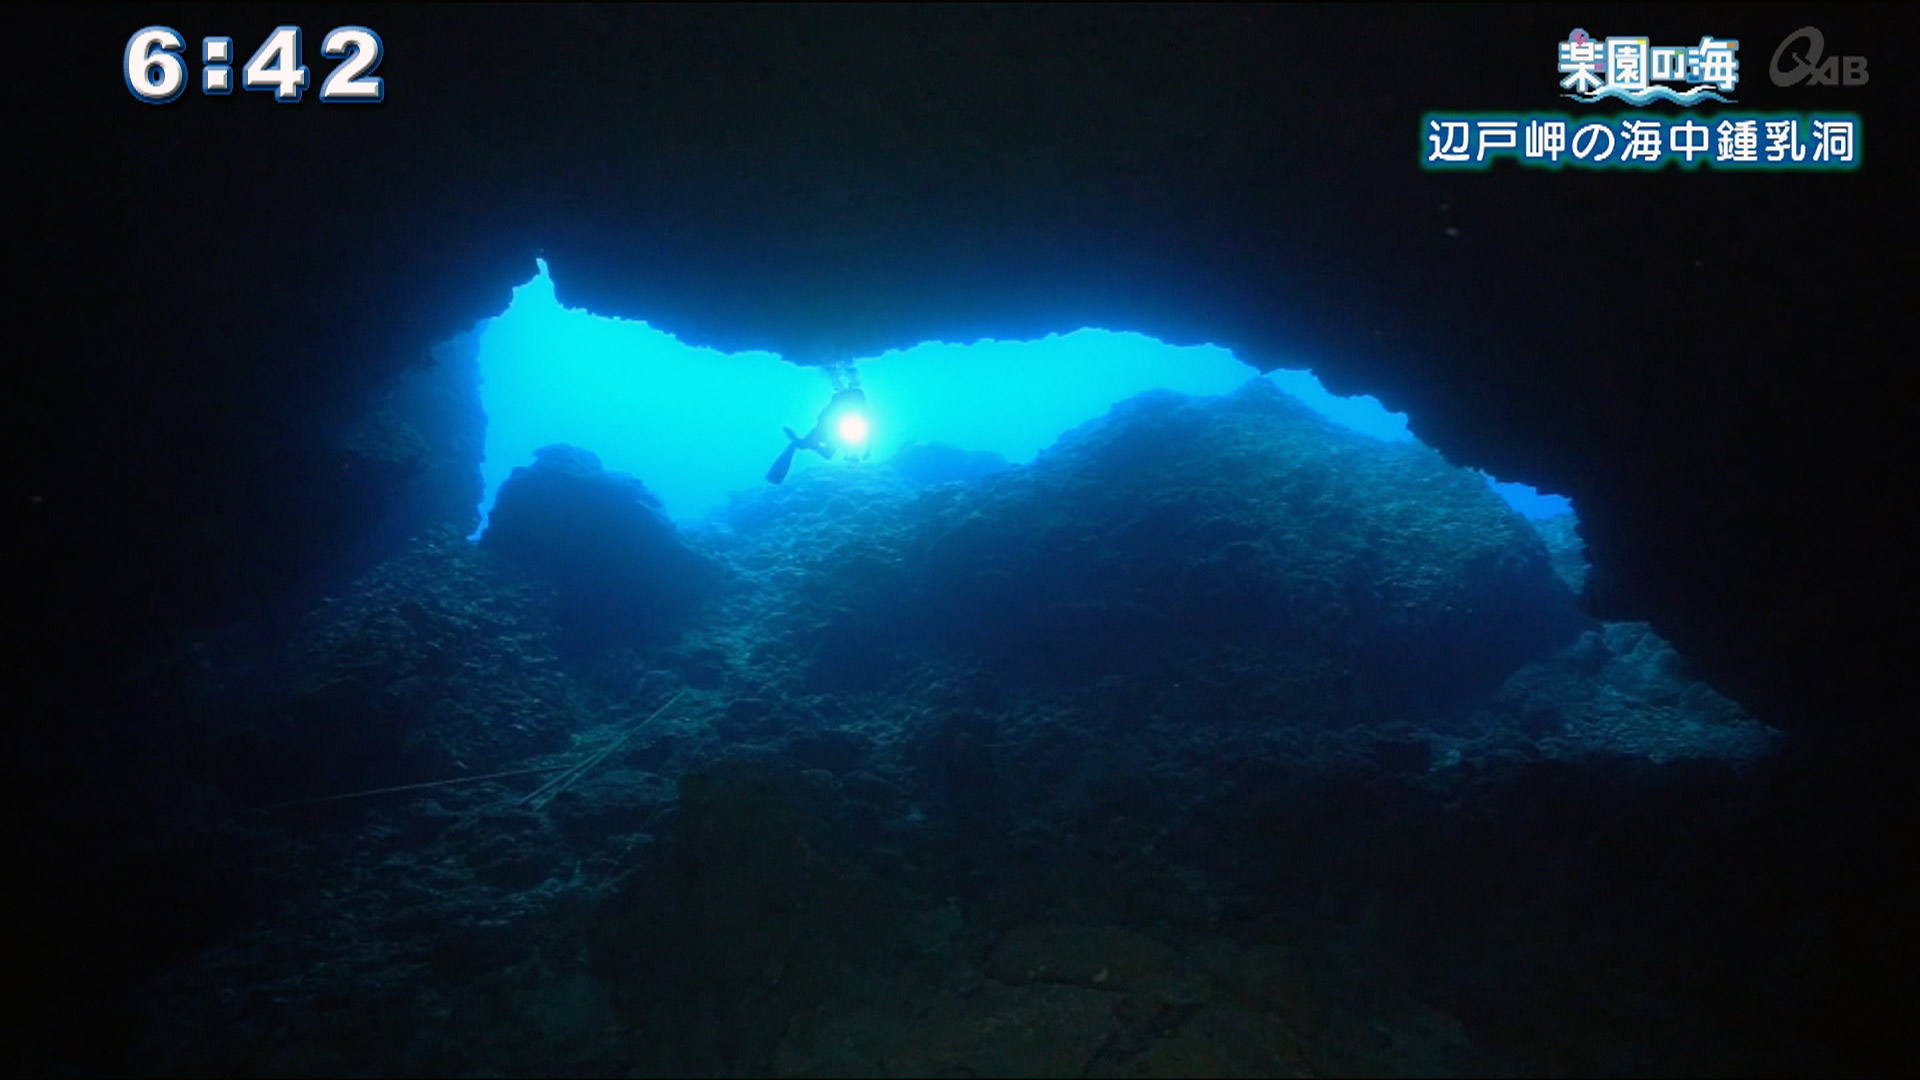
[
  {"left": 467, "top": 259, "right": 1576, "bottom": 533},
  {"left": 330, "top": 255, "right": 1784, "bottom": 770}
]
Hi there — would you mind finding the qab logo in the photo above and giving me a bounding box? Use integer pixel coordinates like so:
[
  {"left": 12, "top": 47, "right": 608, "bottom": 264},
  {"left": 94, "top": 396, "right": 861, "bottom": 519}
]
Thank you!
[{"left": 1770, "top": 26, "right": 1870, "bottom": 87}]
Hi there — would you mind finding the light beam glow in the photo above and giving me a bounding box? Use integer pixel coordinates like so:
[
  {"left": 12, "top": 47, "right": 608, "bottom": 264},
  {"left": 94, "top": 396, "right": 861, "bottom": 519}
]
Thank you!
[{"left": 836, "top": 412, "right": 870, "bottom": 447}]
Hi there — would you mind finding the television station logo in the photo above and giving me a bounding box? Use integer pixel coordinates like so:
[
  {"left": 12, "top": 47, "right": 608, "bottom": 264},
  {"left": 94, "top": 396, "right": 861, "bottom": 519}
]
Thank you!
[{"left": 1769, "top": 26, "right": 1870, "bottom": 87}]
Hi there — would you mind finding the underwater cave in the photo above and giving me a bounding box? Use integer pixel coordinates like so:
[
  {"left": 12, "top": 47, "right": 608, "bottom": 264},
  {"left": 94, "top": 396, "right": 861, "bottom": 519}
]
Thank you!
[
  {"left": 138, "top": 252, "right": 1780, "bottom": 1075},
  {"left": 17, "top": 6, "right": 1907, "bottom": 1077}
]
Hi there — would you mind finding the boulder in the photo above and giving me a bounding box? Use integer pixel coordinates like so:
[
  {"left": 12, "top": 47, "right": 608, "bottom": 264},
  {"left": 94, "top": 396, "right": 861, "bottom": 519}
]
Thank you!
[{"left": 481, "top": 445, "right": 722, "bottom": 650}]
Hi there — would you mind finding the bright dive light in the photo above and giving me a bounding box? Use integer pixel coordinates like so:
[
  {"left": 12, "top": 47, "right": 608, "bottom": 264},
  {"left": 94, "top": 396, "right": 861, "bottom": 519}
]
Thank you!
[{"left": 836, "top": 411, "right": 870, "bottom": 447}]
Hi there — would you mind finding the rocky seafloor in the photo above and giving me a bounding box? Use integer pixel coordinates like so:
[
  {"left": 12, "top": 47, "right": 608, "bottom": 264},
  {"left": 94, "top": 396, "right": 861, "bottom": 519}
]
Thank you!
[{"left": 130, "top": 380, "right": 1796, "bottom": 1076}]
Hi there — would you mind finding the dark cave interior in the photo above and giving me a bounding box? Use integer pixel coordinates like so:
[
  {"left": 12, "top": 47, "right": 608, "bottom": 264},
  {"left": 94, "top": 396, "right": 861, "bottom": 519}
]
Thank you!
[{"left": 12, "top": 5, "right": 1913, "bottom": 1075}]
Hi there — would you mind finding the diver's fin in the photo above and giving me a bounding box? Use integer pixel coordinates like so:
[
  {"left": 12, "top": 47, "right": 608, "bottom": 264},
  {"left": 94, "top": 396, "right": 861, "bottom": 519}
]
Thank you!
[
  {"left": 766, "top": 427, "right": 803, "bottom": 484},
  {"left": 767, "top": 443, "right": 797, "bottom": 484}
]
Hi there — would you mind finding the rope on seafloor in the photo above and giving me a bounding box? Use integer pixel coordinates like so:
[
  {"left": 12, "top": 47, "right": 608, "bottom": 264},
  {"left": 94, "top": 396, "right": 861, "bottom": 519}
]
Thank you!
[
  {"left": 250, "top": 689, "right": 690, "bottom": 814},
  {"left": 253, "top": 763, "right": 577, "bottom": 812},
  {"left": 519, "top": 689, "right": 689, "bottom": 811}
]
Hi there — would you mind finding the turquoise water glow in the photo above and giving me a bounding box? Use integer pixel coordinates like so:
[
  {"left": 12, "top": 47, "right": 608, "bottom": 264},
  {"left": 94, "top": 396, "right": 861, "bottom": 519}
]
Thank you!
[{"left": 473, "top": 261, "right": 1571, "bottom": 530}]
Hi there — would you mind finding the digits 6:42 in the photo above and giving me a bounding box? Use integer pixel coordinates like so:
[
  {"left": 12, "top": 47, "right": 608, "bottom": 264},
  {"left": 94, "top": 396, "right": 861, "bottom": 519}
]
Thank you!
[{"left": 126, "top": 25, "right": 384, "bottom": 104}]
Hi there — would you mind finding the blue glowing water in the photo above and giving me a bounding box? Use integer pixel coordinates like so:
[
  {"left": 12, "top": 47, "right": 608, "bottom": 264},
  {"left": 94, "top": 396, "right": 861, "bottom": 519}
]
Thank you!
[{"left": 474, "top": 261, "right": 1571, "bottom": 531}]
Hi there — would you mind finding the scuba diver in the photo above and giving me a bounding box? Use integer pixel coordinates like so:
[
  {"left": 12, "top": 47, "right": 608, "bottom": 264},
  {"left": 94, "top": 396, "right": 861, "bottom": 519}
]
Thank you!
[{"left": 766, "top": 365, "right": 872, "bottom": 484}]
